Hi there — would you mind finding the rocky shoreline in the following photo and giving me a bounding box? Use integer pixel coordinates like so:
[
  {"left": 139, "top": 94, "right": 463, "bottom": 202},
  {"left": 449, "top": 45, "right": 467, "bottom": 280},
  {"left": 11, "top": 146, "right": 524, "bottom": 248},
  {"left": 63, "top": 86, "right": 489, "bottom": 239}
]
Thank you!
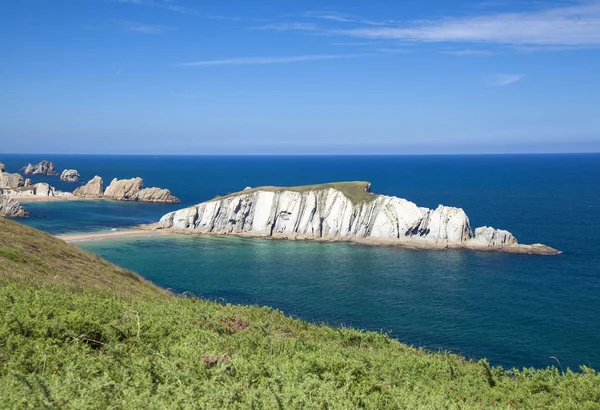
[
  {"left": 1, "top": 159, "right": 180, "bottom": 217},
  {"left": 151, "top": 182, "right": 560, "bottom": 255}
]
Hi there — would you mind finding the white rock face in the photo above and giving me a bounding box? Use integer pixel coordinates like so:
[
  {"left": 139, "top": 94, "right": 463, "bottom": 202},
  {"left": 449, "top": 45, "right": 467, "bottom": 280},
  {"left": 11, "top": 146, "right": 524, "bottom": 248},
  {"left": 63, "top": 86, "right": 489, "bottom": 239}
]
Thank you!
[
  {"left": 467, "top": 226, "right": 517, "bottom": 248},
  {"left": 73, "top": 176, "right": 104, "bottom": 198},
  {"left": 155, "top": 185, "right": 559, "bottom": 254},
  {"left": 159, "top": 187, "right": 479, "bottom": 245}
]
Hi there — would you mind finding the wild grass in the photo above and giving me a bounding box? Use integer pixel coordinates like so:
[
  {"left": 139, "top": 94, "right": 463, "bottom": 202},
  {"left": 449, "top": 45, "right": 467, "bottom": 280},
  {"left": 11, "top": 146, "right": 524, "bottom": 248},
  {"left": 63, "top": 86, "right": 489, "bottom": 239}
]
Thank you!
[
  {"left": 212, "top": 181, "right": 377, "bottom": 205},
  {"left": 0, "top": 217, "right": 599, "bottom": 409},
  {"left": 0, "top": 217, "right": 165, "bottom": 299}
]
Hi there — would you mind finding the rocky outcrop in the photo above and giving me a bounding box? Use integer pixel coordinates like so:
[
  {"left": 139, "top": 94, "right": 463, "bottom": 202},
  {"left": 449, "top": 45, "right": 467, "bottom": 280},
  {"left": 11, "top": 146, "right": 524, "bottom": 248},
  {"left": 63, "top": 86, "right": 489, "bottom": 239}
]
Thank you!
[
  {"left": 104, "top": 178, "right": 179, "bottom": 203},
  {"left": 133, "top": 187, "right": 180, "bottom": 203},
  {"left": 0, "top": 163, "right": 4, "bottom": 172},
  {"left": 0, "top": 182, "right": 70, "bottom": 198},
  {"left": 0, "top": 197, "right": 29, "bottom": 218},
  {"left": 73, "top": 176, "right": 104, "bottom": 198},
  {"left": 0, "top": 171, "right": 24, "bottom": 189},
  {"left": 60, "top": 169, "right": 80, "bottom": 183},
  {"left": 24, "top": 179, "right": 32, "bottom": 187},
  {"left": 104, "top": 177, "right": 144, "bottom": 200},
  {"left": 21, "top": 160, "right": 59, "bottom": 176},
  {"left": 156, "top": 182, "right": 558, "bottom": 255}
]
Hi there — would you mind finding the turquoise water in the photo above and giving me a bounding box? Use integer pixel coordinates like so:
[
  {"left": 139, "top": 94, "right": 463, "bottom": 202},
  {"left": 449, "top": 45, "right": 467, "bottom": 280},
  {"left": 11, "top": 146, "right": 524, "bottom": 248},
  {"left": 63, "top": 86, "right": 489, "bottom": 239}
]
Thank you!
[{"left": 2, "top": 154, "right": 599, "bottom": 370}]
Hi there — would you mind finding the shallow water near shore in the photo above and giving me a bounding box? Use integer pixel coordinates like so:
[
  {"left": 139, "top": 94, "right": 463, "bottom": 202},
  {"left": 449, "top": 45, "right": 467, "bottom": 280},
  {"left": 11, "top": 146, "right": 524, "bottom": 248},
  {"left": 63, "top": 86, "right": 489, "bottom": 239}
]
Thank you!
[{"left": 4, "top": 153, "right": 600, "bottom": 370}]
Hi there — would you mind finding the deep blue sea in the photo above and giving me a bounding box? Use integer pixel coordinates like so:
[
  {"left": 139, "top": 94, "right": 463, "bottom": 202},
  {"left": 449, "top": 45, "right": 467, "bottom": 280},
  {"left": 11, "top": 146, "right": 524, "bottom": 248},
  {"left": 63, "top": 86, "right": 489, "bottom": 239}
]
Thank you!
[{"left": 1, "top": 154, "right": 599, "bottom": 371}]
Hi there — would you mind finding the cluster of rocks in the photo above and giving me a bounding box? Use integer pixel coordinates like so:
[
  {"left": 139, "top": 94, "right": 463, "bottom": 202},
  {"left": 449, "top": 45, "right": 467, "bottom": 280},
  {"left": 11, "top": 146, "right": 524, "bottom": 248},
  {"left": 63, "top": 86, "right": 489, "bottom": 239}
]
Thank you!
[
  {"left": 21, "top": 160, "right": 59, "bottom": 176},
  {"left": 1, "top": 159, "right": 178, "bottom": 219},
  {"left": 74, "top": 176, "right": 179, "bottom": 203}
]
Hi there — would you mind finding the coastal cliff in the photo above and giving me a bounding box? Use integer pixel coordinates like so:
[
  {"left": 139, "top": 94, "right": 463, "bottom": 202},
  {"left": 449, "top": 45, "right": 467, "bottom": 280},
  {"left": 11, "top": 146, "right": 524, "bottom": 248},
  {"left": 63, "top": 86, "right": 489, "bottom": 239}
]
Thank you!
[{"left": 156, "top": 182, "right": 558, "bottom": 255}]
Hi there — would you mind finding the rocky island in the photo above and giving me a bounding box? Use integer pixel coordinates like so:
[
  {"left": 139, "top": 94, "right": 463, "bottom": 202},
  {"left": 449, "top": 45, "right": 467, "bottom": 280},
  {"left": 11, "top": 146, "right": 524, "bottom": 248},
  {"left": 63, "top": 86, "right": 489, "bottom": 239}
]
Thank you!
[
  {"left": 154, "top": 181, "right": 559, "bottom": 255},
  {"left": 74, "top": 176, "right": 180, "bottom": 203},
  {"left": 21, "top": 160, "right": 59, "bottom": 176},
  {"left": 60, "top": 169, "right": 80, "bottom": 182}
]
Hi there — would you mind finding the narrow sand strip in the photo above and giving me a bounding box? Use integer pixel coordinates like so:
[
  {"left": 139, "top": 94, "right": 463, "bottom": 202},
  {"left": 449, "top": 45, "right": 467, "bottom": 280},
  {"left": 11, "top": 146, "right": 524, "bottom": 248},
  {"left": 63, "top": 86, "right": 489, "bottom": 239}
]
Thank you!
[
  {"left": 10, "top": 196, "right": 95, "bottom": 203},
  {"left": 58, "top": 229, "right": 163, "bottom": 243}
]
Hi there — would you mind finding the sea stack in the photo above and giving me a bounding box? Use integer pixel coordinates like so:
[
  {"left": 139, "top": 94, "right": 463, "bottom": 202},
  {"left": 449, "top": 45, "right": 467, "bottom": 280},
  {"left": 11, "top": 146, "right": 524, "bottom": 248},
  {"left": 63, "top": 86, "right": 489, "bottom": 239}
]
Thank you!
[
  {"left": 60, "top": 169, "right": 80, "bottom": 183},
  {"left": 104, "top": 177, "right": 180, "bottom": 203},
  {"left": 156, "top": 181, "right": 559, "bottom": 255},
  {"left": 21, "top": 160, "right": 59, "bottom": 176},
  {"left": 73, "top": 176, "right": 104, "bottom": 198}
]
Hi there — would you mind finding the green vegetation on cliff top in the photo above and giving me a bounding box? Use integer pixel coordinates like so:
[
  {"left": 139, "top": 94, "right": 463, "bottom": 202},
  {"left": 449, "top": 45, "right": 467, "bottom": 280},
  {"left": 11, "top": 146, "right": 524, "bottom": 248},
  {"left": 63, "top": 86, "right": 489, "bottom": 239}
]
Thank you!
[
  {"left": 0, "top": 217, "right": 599, "bottom": 409},
  {"left": 211, "top": 181, "right": 377, "bottom": 204}
]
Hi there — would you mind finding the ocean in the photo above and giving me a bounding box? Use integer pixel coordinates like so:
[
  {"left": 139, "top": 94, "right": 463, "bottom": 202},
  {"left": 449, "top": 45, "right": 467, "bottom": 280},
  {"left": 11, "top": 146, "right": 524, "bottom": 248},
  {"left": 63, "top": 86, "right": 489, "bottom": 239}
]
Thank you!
[{"left": 2, "top": 154, "right": 599, "bottom": 370}]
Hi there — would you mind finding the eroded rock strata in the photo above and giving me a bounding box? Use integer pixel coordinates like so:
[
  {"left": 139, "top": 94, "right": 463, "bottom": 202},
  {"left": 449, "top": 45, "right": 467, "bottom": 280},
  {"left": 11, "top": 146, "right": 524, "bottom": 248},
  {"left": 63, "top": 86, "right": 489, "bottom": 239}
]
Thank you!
[
  {"left": 156, "top": 182, "right": 558, "bottom": 255},
  {"left": 104, "top": 178, "right": 179, "bottom": 203},
  {"left": 73, "top": 176, "right": 104, "bottom": 198},
  {"left": 0, "top": 197, "right": 29, "bottom": 218}
]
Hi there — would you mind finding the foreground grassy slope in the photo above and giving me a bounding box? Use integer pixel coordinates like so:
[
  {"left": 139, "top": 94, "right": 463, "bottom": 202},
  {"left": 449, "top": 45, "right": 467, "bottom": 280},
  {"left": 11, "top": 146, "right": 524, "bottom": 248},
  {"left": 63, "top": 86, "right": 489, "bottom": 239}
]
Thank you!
[
  {"left": 212, "top": 181, "right": 377, "bottom": 204},
  {"left": 0, "top": 218, "right": 164, "bottom": 298},
  {"left": 1, "top": 218, "right": 599, "bottom": 409}
]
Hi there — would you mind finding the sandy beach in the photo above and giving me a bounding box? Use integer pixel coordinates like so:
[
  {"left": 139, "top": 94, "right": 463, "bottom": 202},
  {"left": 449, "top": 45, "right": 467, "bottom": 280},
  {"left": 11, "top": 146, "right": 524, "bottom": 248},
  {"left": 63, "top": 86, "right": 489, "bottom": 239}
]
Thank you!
[
  {"left": 58, "top": 229, "right": 164, "bottom": 243},
  {"left": 10, "top": 195, "right": 96, "bottom": 203}
]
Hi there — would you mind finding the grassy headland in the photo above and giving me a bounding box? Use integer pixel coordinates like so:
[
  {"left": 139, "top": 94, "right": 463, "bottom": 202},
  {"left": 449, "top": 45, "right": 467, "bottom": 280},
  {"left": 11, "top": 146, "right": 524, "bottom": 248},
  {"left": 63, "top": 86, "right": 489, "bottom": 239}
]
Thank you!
[
  {"left": 0, "top": 217, "right": 599, "bottom": 409},
  {"left": 211, "top": 181, "right": 377, "bottom": 205}
]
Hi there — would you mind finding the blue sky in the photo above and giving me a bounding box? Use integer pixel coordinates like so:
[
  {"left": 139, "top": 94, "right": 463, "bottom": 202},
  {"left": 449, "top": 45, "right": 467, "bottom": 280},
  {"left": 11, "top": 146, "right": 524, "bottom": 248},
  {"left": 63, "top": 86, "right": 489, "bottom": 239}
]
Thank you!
[{"left": 1, "top": 0, "right": 599, "bottom": 154}]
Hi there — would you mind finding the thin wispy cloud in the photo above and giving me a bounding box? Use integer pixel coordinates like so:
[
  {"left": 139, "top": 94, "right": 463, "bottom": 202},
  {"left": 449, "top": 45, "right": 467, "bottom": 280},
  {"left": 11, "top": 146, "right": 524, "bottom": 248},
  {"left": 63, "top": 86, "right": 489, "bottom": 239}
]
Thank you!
[
  {"left": 109, "top": 0, "right": 196, "bottom": 14},
  {"left": 334, "top": 2, "right": 600, "bottom": 46},
  {"left": 261, "top": 2, "right": 600, "bottom": 48},
  {"left": 116, "top": 20, "right": 175, "bottom": 34},
  {"left": 442, "top": 49, "right": 496, "bottom": 56},
  {"left": 485, "top": 74, "right": 525, "bottom": 86},
  {"left": 177, "top": 54, "right": 367, "bottom": 67}
]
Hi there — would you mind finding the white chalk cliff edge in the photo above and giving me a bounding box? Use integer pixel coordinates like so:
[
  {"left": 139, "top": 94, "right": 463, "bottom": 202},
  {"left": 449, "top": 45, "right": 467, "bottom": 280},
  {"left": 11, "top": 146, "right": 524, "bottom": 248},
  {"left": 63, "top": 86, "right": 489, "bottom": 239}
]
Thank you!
[{"left": 153, "top": 182, "right": 559, "bottom": 255}]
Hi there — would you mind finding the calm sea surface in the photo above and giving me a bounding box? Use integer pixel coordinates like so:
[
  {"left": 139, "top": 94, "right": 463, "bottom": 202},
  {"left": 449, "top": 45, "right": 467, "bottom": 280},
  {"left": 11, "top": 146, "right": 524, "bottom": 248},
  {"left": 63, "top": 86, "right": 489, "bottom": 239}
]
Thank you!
[{"left": 2, "top": 154, "right": 599, "bottom": 370}]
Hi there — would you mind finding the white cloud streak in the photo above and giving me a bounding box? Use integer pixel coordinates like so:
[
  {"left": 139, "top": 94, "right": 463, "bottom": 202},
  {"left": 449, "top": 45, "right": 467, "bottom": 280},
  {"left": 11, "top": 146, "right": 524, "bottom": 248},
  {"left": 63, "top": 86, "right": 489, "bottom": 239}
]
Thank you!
[
  {"left": 177, "top": 54, "right": 367, "bottom": 67},
  {"left": 333, "top": 3, "right": 600, "bottom": 46},
  {"left": 262, "top": 2, "right": 600, "bottom": 48},
  {"left": 116, "top": 20, "right": 175, "bottom": 34},
  {"left": 109, "top": 0, "right": 196, "bottom": 14},
  {"left": 485, "top": 74, "right": 525, "bottom": 86}
]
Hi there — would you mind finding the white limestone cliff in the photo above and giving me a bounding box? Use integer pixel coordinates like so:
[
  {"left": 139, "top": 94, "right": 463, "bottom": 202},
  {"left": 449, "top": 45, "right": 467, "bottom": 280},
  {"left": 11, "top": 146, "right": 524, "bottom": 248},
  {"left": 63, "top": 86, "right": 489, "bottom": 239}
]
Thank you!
[{"left": 155, "top": 182, "right": 558, "bottom": 255}]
